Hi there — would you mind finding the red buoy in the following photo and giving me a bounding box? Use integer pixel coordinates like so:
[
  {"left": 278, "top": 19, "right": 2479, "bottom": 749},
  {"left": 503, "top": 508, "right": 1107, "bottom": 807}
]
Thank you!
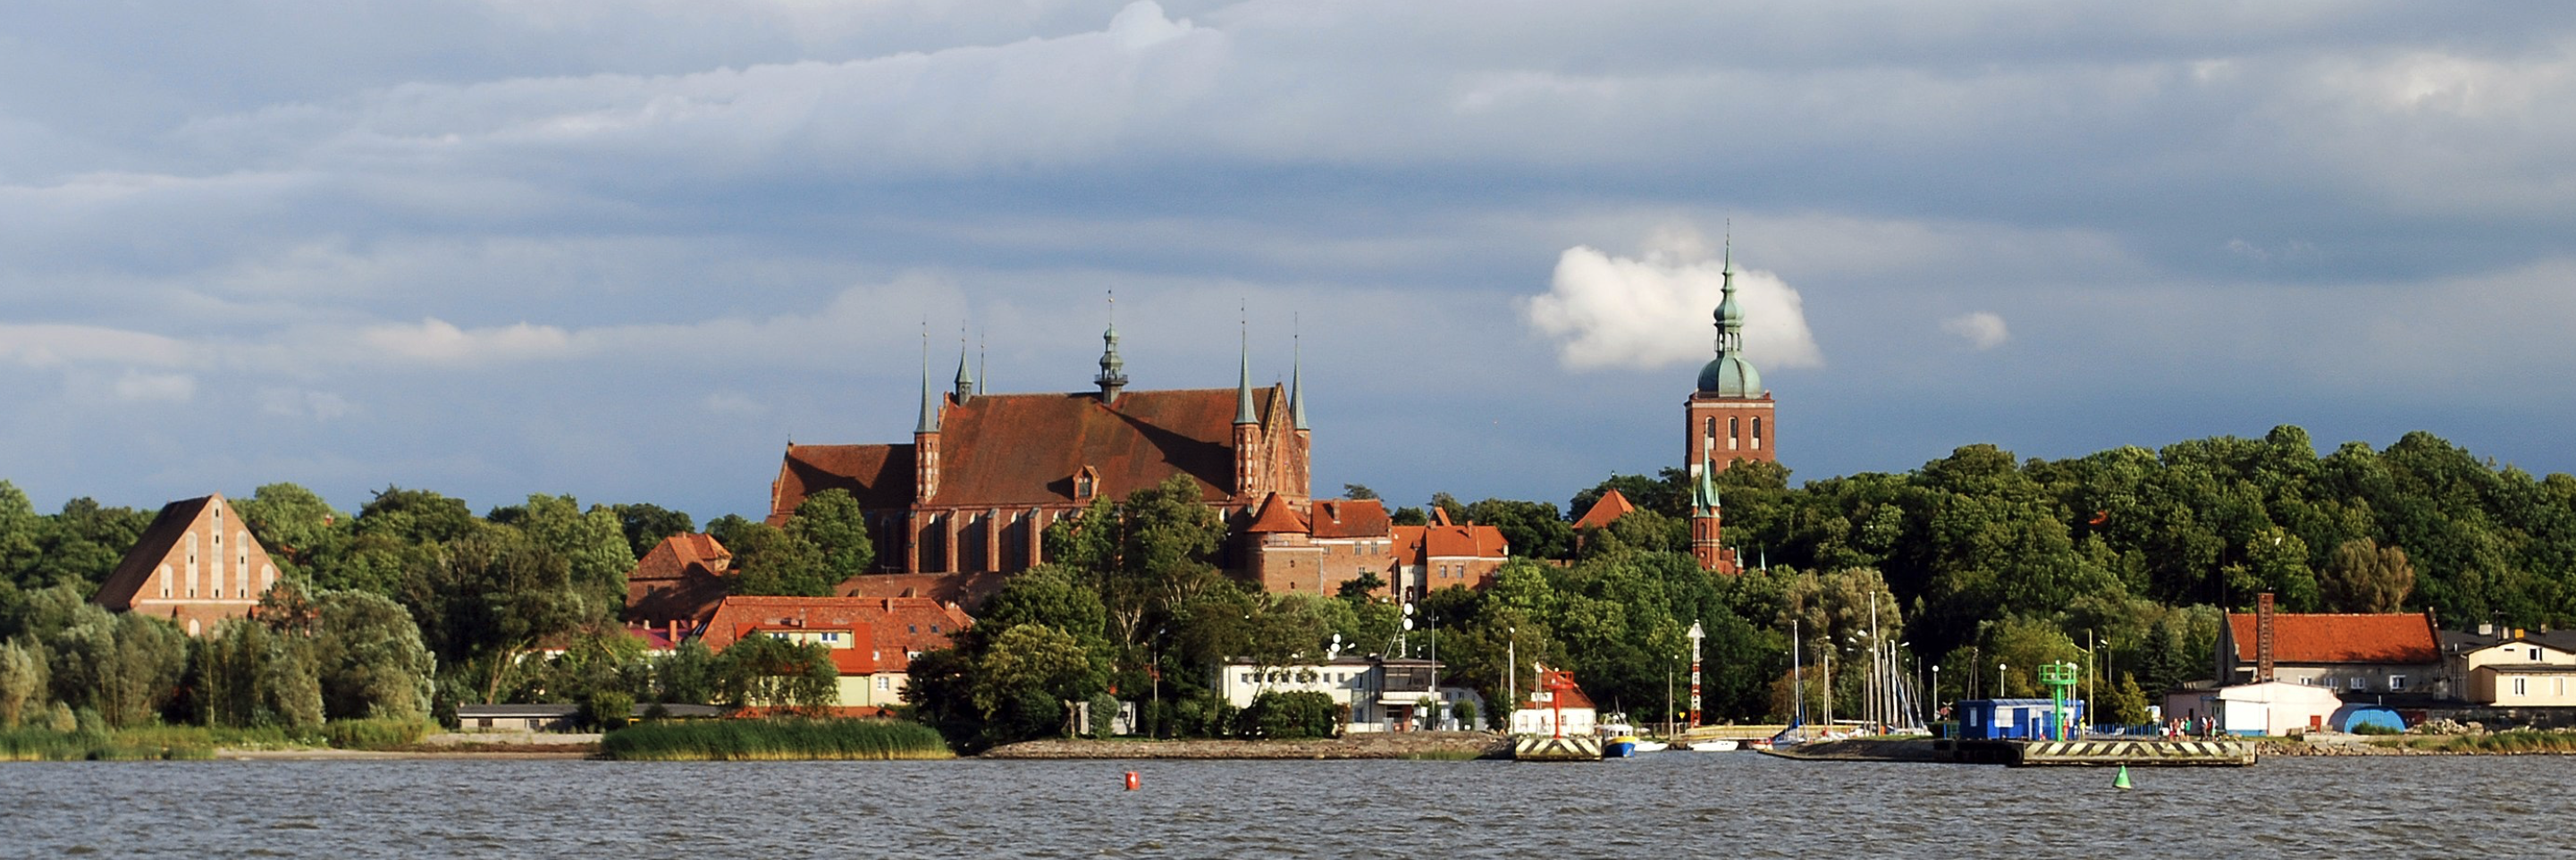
[{"left": 1124, "top": 771, "right": 1141, "bottom": 791}]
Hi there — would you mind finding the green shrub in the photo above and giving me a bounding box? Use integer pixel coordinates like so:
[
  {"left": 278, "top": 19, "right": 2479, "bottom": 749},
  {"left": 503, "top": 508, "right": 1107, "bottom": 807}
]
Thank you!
[
  {"left": 2351, "top": 721, "right": 2402, "bottom": 736},
  {"left": 599, "top": 717, "right": 952, "bottom": 761},
  {"left": 323, "top": 718, "right": 434, "bottom": 750},
  {"left": 582, "top": 691, "right": 636, "bottom": 731},
  {"left": 1238, "top": 691, "right": 1339, "bottom": 739}
]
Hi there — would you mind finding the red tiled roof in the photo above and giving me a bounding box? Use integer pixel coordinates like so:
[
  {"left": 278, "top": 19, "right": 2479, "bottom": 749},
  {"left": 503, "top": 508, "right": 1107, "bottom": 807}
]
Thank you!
[
  {"left": 1571, "top": 489, "right": 1635, "bottom": 531},
  {"left": 2227, "top": 612, "right": 2440, "bottom": 665},
  {"left": 1309, "top": 499, "right": 1389, "bottom": 539},
  {"left": 770, "top": 443, "right": 914, "bottom": 524},
  {"left": 1395, "top": 523, "right": 1510, "bottom": 561},
  {"left": 769, "top": 385, "right": 1286, "bottom": 520},
  {"left": 1244, "top": 493, "right": 1309, "bottom": 534},
  {"left": 630, "top": 533, "right": 732, "bottom": 582},
  {"left": 1521, "top": 670, "right": 1595, "bottom": 711},
  {"left": 702, "top": 595, "right": 974, "bottom": 662}
]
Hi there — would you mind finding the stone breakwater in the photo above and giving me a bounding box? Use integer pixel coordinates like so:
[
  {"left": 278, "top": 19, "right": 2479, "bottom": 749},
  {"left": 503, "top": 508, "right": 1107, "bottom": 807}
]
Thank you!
[{"left": 980, "top": 732, "right": 1511, "bottom": 760}]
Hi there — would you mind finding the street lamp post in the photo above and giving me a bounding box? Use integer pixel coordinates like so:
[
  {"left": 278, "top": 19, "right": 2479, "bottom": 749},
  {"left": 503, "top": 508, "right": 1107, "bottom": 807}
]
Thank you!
[{"left": 1688, "top": 620, "right": 1705, "bottom": 729}]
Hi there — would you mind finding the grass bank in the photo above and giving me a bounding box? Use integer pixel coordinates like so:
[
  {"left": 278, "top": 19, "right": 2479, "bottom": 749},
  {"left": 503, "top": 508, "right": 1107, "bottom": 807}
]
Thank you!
[
  {"left": 0, "top": 718, "right": 434, "bottom": 762},
  {"left": 599, "top": 718, "right": 953, "bottom": 761},
  {"left": 2377, "top": 729, "right": 2576, "bottom": 754}
]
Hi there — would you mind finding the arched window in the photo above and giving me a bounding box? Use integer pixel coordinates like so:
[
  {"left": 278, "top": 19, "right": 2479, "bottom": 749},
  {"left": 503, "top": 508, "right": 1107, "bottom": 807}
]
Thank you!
[
  {"left": 1753, "top": 417, "right": 1764, "bottom": 450},
  {"left": 1728, "top": 417, "right": 1741, "bottom": 451}
]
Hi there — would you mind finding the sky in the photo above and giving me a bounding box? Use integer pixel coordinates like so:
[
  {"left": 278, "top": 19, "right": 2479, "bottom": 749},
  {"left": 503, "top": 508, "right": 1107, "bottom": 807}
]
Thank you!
[{"left": 3, "top": 1, "right": 2573, "bottom": 522}]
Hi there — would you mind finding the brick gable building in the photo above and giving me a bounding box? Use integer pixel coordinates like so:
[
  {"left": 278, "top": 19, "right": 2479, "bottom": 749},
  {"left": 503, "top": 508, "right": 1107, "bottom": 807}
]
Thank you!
[{"left": 94, "top": 493, "right": 282, "bottom": 636}]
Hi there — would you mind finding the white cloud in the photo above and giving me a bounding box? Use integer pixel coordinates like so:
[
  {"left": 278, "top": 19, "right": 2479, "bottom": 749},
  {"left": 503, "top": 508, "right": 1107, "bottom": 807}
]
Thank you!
[
  {"left": 1941, "top": 311, "right": 2010, "bottom": 350},
  {"left": 359, "top": 318, "right": 577, "bottom": 365},
  {"left": 1520, "top": 227, "right": 1823, "bottom": 373},
  {"left": 258, "top": 387, "right": 355, "bottom": 420},
  {"left": 0, "top": 324, "right": 193, "bottom": 367},
  {"left": 110, "top": 370, "right": 197, "bottom": 403}
]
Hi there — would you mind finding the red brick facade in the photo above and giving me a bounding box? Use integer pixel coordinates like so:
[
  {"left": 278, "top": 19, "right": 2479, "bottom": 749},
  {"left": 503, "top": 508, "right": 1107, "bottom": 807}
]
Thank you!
[{"left": 95, "top": 494, "right": 282, "bottom": 636}]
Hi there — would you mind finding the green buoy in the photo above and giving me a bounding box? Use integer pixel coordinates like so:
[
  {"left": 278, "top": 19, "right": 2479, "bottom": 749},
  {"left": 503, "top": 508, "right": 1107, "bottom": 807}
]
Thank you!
[{"left": 2113, "top": 764, "right": 2133, "bottom": 790}]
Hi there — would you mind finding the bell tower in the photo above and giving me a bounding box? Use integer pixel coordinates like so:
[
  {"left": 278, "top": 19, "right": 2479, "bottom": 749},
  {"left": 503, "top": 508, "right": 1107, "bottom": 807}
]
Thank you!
[{"left": 1684, "top": 238, "right": 1775, "bottom": 477}]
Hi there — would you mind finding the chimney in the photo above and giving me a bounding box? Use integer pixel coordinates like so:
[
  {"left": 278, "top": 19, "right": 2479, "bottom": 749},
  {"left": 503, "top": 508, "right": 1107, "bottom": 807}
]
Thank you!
[{"left": 2255, "top": 592, "right": 2276, "bottom": 684}]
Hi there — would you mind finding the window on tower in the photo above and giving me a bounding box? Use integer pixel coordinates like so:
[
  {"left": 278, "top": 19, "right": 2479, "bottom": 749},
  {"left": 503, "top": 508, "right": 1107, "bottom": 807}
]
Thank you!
[
  {"left": 1753, "top": 417, "right": 1764, "bottom": 450},
  {"left": 1729, "top": 417, "right": 1740, "bottom": 451}
]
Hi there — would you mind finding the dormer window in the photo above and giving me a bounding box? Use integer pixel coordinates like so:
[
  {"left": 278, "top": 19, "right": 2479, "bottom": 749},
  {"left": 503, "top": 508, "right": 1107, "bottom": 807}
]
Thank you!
[{"left": 1073, "top": 467, "right": 1099, "bottom": 501}]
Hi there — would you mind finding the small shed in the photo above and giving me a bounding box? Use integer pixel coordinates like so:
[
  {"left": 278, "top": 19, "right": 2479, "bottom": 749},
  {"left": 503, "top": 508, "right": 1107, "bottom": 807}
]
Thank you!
[
  {"left": 2213, "top": 681, "right": 2343, "bottom": 736},
  {"left": 1955, "top": 699, "right": 2086, "bottom": 740}
]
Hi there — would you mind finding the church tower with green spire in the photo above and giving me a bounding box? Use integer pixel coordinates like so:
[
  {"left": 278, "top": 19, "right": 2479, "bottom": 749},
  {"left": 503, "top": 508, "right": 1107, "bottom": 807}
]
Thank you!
[{"left": 1684, "top": 236, "right": 1766, "bottom": 574}]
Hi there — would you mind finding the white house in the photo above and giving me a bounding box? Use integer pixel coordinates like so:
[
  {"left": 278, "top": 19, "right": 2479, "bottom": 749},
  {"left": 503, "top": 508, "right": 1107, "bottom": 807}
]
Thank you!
[{"left": 1215, "top": 656, "right": 1479, "bottom": 731}]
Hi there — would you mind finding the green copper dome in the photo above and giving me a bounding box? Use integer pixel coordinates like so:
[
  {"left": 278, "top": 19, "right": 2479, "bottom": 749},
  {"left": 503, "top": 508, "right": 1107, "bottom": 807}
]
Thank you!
[{"left": 1697, "top": 353, "right": 1762, "bottom": 398}]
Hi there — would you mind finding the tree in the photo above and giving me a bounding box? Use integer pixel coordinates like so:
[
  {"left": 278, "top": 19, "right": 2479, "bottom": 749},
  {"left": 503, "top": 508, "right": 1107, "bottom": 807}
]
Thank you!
[
  {"left": 973, "top": 623, "right": 1107, "bottom": 732},
  {"left": 714, "top": 634, "right": 837, "bottom": 714},
  {"left": 785, "top": 488, "right": 875, "bottom": 580},
  {"left": 2103, "top": 672, "right": 2151, "bottom": 725},
  {"left": 724, "top": 523, "right": 832, "bottom": 597},
  {"left": 2321, "top": 538, "right": 2415, "bottom": 613},
  {"left": 1335, "top": 571, "right": 1386, "bottom": 601},
  {"left": 309, "top": 589, "right": 436, "bottom": 721},
  {"left": 654, "top": 639, "right": 720, "bottom": 705},
  {"left": 1341, "top": 484, "right": 1379, "bottom": 501},
  {"left": 398, "top": 526, "right": 598, "bottom": 704},
  {"left": 0, "top": 637, "right": 48, "bottom": 726},
  {"left": 610, "top": 503, "right": 696, "bottom": 560},
  {"left": 44, "top": 605, "right": 189, "bottom": 728},
  {"left": 234, "top": 483, "right": 348, "bottom": 578},
  {"left": 1463, "top": 498, "right": 1576, "bottom": 561},
  {"left": 492, "top": 494, "right": 636, "bottom": 611}
]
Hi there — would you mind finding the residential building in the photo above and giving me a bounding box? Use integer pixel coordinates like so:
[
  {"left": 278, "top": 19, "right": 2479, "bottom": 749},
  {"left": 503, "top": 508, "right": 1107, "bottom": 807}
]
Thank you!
[
  {"left": 2213, "top": 593, "right": 2444, "bottom": 696},
  {"left": 1395, "top": 509, "right": 1510, "bottom": 598},
  {"left": 1212, "top": 656, "right": 1473, "bottom": 732},
  {"left": 623, "top": 533, "right": 732, "bottom": 631},
  {"left": 700, "top": 595, "right": 974, "bottom": 713},
  {"left": 94, "top": 493, "right": 282, "bottom": 636},
  {"left": 2443, "top": 627, "right": 2576, "bottom": 707}
]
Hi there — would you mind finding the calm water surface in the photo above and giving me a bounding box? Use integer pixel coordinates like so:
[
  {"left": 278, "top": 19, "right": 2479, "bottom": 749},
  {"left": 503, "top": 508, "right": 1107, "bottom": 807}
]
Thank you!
[{"left": 6, "top": 753, "right": 2570, "bottom": 857}]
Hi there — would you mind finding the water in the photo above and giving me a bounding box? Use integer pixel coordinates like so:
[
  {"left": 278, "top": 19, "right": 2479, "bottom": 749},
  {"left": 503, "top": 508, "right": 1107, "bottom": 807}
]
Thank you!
[{"left": 5, "top": 753, "right": 2570, "bottom": 857}]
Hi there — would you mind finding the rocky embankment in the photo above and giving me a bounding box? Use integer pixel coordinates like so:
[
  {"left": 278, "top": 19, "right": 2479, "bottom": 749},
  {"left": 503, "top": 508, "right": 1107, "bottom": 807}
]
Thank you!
[{"left": 981, "top": 731, "right": 1511, "bottom": 760}]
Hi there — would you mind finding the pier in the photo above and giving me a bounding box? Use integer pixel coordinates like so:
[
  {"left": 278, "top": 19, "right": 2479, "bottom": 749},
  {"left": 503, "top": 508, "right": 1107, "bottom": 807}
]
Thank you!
[{"left": 1768, "top": 738, "right": 2255, "bottom": 767}]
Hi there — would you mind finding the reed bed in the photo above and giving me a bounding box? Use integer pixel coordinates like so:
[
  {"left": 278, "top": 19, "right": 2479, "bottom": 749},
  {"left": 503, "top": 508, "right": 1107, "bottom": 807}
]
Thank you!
[
  {"left": 600, "top": 718, "right": 954, "bottom": 761},
  {"left": 0, "top": 718, "right": 435, "bottom": 761},
  {"left": 2417, "top": 729, "right": 2576, "bottom": 754}
]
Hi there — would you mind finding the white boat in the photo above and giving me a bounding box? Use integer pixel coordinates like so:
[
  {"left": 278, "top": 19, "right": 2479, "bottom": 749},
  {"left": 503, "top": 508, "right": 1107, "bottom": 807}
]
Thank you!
[
  {"left": 1630, "top": 739, "right": 1671, "bottom": 753},
  {"left": 1682, "top": 739, "right": 1738, "bottom": 752}
]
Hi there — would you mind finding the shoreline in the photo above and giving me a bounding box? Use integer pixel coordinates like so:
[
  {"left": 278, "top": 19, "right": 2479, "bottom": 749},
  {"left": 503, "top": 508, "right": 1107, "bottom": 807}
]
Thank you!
[{"left": 981, "top": 732, "right": 1511, "bottom": 760}]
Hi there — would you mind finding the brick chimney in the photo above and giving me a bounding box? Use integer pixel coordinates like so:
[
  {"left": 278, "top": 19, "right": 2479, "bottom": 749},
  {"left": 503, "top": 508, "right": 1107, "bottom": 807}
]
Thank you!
[{"left": 2255, "top": 592, "right": 2276, "bottom": 684}]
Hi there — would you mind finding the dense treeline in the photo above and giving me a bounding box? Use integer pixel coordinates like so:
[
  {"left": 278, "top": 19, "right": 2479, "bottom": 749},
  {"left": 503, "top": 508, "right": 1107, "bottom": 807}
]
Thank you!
[
  {"left": 2, "top": 425, "right": 2569, "bottom": 746},
  {"left": 0, "top": 481, "right": 874, "bottom": 733}
]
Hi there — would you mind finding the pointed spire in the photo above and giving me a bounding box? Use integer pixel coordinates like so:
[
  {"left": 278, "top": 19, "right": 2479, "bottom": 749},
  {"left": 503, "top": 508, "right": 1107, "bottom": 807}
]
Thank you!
[
  {"left": 1234, "top": 313, "right": 1259, "bottom": 426},
  {"left": 916, "top": 328, "right": 940, "bottom": 434},
  {"left": 953, "top": 336, "right": 975, "bottom": 405},
  {"left": 1096, "top": 291, "right": 1128, "bottom": 404},
  {"left": 1289, "top": 318, "right": 1309, "bottom": 432}
]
